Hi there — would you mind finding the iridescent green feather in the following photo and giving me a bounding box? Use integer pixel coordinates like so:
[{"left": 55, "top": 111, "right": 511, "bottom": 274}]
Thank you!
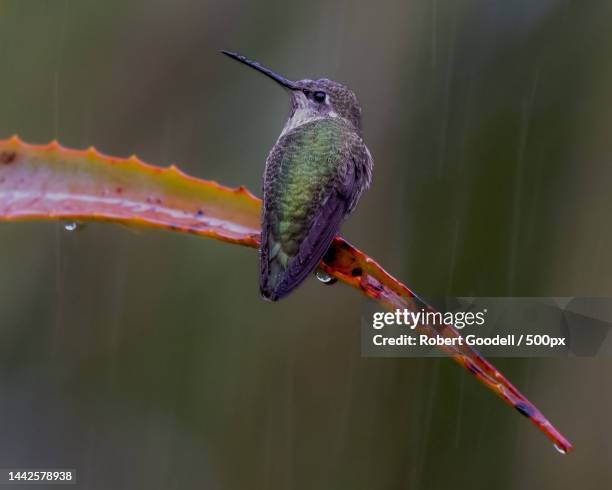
[{"left": 260, "top": 116, "right": 371, "bottom": 299}]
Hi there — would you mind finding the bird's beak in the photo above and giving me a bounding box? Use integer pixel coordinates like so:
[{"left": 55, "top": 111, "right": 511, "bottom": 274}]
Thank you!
[{"left": 221, "top": 51, "right": 299, "bottom": 91}]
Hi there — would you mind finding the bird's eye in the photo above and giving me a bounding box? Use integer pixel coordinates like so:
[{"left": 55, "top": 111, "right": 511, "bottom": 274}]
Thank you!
[{"left": 313, "top": 91, "right": 326, "bottom": 103}]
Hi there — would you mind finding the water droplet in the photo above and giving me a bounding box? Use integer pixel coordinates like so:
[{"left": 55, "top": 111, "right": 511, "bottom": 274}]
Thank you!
[
  {"left": 63, "top": 221, "right": 85, "bottom": 232},
  {"left": 316, "top": 270, "right": 337, "bottom": 285},
  {"left": 553, "top": 443, "right": 567, "bottom": 454}
]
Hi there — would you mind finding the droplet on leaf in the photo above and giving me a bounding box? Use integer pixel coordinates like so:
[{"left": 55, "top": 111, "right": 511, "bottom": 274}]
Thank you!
[
  {"left": 63, "top": 221, "right": 86, "bottom": 232},
  {"left": 316, "top": 270, "right": 337, "bottom": 285},
  {"left": 553, "top": 443, "right": 567, "bottom": 455}
]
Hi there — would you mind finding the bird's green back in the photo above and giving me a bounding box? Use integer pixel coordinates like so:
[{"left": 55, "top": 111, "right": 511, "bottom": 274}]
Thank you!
[{"left": 264, "top": 117, "right": 355, "bottom": 257}]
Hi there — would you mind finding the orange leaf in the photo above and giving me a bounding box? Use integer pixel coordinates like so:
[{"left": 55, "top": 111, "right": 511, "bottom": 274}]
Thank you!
[
  {"left": 0, "top": 136, "right": 261, "bottom": 246},
  {"left": 0, "top": 136, "right": 572, "bottom": 453}
]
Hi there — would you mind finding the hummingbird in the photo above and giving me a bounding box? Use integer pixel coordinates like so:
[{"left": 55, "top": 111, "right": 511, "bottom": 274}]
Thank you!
[{"left": 222, "top": 51, "right": 373, "bottom": 301}]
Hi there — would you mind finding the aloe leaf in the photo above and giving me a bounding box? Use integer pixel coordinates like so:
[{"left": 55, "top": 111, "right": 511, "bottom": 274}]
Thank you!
[{"left": 0, "top": 136, "right": 573, "bottom": 453}]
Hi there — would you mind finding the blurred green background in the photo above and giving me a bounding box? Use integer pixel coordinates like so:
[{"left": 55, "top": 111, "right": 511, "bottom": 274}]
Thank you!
[{"left": 1, "top": 0, "right": 611, "bottom": 488}]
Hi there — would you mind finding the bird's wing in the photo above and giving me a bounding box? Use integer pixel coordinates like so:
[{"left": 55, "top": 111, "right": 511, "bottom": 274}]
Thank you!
[{"left": 260, "top": 118, "right": 372, "bottom": 301}]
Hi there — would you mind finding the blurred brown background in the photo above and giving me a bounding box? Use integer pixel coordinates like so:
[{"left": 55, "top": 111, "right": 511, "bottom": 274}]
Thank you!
[{"left": 0, "top": 0, "right": 611, "bottom": 488}]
